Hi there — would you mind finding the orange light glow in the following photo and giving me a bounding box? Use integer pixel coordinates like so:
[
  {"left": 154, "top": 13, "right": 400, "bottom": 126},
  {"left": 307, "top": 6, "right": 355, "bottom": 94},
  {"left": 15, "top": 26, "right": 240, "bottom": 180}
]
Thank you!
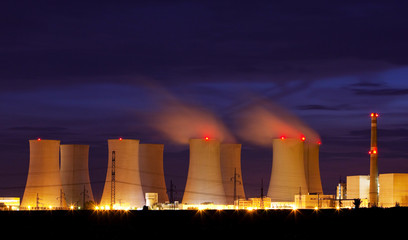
[
  {"left": 119, "top": 137, "right": 123, "bottom": 141},
  {"left": 37, "top": 138, "right": 41, "bottom": 141}
]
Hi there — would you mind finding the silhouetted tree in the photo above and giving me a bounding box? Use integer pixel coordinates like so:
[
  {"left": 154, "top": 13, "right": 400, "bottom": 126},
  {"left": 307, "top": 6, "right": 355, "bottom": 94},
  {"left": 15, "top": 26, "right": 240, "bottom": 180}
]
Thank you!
[{"left": 353, "top": 198, "right": 361, "bottom": 209}]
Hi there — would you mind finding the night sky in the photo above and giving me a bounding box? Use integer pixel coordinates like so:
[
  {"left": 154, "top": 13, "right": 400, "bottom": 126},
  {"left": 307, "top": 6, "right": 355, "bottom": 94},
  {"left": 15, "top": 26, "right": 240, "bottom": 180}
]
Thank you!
[{"left": 1, "top": 1, "right": 408, "bottom": 202}]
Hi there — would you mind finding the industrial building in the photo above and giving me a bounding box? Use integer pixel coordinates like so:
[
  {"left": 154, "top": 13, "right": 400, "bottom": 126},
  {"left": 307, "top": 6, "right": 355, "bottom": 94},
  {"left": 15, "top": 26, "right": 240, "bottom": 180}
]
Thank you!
[
  {"left": 60, "top": 144, "right": 94, "bottom": 209},
  {"left": 100, "top": 139, "right": 145, "bottom": 209},
  {"left": 139, "top": 144, "right": 168, "bottom": 203},
  {"left": 182, "top": 138, "right": 227, "bottom": 205},
  {"left": 21, "top": 139, "right": 67, "bottom": 210},
  {"left": 378, "top": 173, "right": 408, "bottom": 207}
]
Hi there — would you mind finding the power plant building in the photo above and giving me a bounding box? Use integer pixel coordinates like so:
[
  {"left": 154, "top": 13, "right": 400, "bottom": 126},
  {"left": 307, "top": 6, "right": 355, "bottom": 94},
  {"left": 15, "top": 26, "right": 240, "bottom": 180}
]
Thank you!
[
  {"left": 100, "top": 139, "right": 145, "bottom": 209},
  {"left": 60, "top": 144, "right": 94, "bottom": 208},
  {"left": 220, "top": 143, "right": 245, "bottom": 205},
  {"left": 379, "top": 173, "right": 408, "bottom": 207},
  {"left": 21, "top": 139, "right": 67, "bottom": 210},
  {"left": 268, "top": 138, "right": 308, "bottom": 202},
  {"left": 182, "top": 138, "right": 227, "bottom": 205},
  {"left": 139, "top": 144, "right": 168, "bottom": 203}
]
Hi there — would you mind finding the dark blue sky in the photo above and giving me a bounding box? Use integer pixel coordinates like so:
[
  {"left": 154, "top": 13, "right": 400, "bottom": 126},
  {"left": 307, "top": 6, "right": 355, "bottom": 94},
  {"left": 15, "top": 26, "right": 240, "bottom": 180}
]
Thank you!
[{"left": 1, "top": 1, "right": 408, "bottom": 201}]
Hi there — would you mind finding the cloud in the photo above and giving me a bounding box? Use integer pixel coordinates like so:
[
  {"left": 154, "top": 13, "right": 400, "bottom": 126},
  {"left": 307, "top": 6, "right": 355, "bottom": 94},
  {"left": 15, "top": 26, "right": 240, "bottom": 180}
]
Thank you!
[{"left": 352, "top": 88, "right": 408, "bottom": 96}]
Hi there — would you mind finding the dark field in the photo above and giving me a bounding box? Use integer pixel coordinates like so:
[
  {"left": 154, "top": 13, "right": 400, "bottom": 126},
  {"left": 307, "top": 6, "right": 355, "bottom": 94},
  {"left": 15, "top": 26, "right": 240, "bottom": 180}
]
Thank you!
[{"left": 0, "top": 208, "right": 406, "bottom": 239}]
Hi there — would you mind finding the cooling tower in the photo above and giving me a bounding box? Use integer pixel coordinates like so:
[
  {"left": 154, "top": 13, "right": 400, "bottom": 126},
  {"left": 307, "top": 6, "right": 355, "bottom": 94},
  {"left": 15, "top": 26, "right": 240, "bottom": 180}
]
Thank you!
[
  {"left": 220, "top": 143, "right": 245, "bottom": 204},
  {"left": 268, "top": 138, "right": 308, "bottom": 202},
  {"left": 100, "top": 139, "right": 145, "bottom": 209},
  {"left": 182, "top": 138, "right": 227, "bottom": 205},
  {"left": 21, "top": 139, "right": 67, "bottom": 209},
  {"left": 60, "top": 144, "right": 94, "bottom": 208},
  {"left": 139, "top": 144, "right": 168, "bottom": 203},
  {"left": 304, "top": 142, "right": 323, "bottom": 194}
]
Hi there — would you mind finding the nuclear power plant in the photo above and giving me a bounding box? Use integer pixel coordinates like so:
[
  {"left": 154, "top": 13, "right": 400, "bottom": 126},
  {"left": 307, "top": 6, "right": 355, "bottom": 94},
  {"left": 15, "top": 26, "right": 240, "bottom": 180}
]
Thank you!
[
  {"left": 14, "top": 112, "right": 408, "bottom": 211},
  {"left": 21, "top": 139, "right": 67, "bottom": 210},
  {"left": 60, "top": 144, "right": 94, "bottom": 208},
  {"left": 100, "top": 139, "right": 145, "bottom": 209}
]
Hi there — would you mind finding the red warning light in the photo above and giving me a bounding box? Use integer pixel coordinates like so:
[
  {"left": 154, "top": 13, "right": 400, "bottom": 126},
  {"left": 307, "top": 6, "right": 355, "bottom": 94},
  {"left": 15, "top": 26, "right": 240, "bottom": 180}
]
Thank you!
[
  {"left": 280, "top": 136, "right": 286, "bottom": 140},
  {"left": 317, "top": 141, "right": 322, "bottom": 145},
  {"left": 37, "top": 138, "right": 41, "bottom": 141},
  {"left": 301, "top": 136, "right": 306, "bottom": 141},
  {"left": 119, "top": 137, "right": 123, "bottom": 141},
  {"left": 205, "top": 136, "right": 209, "bottom": 141},
  {"left": 371, "top": 113, "right": 379, "bottom": 117}
]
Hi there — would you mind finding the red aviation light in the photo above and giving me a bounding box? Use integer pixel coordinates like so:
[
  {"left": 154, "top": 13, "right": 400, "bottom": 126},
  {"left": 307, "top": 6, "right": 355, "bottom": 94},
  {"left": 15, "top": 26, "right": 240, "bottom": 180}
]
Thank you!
[
  {"left": 37, "top": 138, "right": 41, "bottom": 141},
  {"left": 205, "top": 136, "right": 209, "bottom": 141},
  {"left": 317, "top": 141, "right": 322, "bottom": 145},
  {"left": 280, "top": 136, "right": 286, "bottom": 140},
  {"left": 371, "top": 113, "right": 379, "bottom": 117},
  {"left": 301, "top": 136, "right": 306, "bottom": 141},
  {"left": 119, "top": 137, "right": 123, "bottom": 141}
]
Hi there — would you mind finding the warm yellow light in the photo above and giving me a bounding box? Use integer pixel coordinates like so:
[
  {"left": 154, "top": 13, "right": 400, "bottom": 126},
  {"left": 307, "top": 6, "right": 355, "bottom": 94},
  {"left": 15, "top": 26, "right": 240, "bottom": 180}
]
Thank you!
[
  {"left": 314, "top": 206, "right": 318, "bottom": 211},
  {"left": 70, "top": 205, "right": 74, "bottom": 210},
  {"left": 49, "top": 205, "right": 53, "bottom": 210},
  {"left": 336, "top": 206, "right": 340, "bottom": 210},
  {"left": 105, "top": 205, "right": 111, "bottom": 210},
  {"left": 28, "top": 206, "right": 31, "bottom": 210},
  {"left": 95, "top": 206, "right": 100, "bottom": 210}
]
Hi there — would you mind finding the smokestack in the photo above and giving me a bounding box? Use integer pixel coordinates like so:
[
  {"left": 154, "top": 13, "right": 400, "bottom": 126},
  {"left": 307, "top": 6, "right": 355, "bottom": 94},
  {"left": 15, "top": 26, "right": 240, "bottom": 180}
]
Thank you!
[
  {"left": 139, "top": 144, "right": 169, "bottom": 203},
  {"left": 21, "top": 139, "right": 67, "bottom": 210},
  {"left": 369, "top": 113, "right": 379, "bottom": 207},
  {"left": 268, "top": 137, "right": 308, "bottom": 202},
  {"left": 60, "top": 144, "right": 94, "bottom": 208},
  {"left": 100, "top": 139, "right": 145, "bottom": 209},
  {"left": 182, "top": 138, "right": 227, "bottom": 205},
  {"left": 220, "top": 143, "right": 245, "bottom": 205}
]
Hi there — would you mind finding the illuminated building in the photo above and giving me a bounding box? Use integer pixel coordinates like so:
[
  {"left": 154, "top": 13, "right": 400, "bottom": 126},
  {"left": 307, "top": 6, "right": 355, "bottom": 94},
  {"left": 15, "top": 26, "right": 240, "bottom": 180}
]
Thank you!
[
  {"left": 294, "top": 194, "right": 334, "bottom": 209},
  {"left": 220, "top": 143, "right": 245, "bottom": 205},
  {"left": 145, "top": 193, "right": 159, "bottom": 209},
  {"left": 268, "top": 138, "right": 308, "bottom": 202},
  {"left": 100, "top": 139, "right": 145, "bottom": 209},
  {"left": 182, "top": 138, "right": 227, "bottom": 205},
  {"left": 379, "top": 173, "right": 408, "bottom": 207},
  {"left": 60, "top": 144, "right": 94, "bottom": 208},
  {"left": 0, "top": 197, "right": 20, "bottom": 210},
  {"left": 346, "top": 175, "right": 369, "bottom": 207},
  {"left": 21, "top": 139, "right": 67, "bottom": 210},
  {"left": 139, "top": 144, "right": 168, "bottom": 203}
]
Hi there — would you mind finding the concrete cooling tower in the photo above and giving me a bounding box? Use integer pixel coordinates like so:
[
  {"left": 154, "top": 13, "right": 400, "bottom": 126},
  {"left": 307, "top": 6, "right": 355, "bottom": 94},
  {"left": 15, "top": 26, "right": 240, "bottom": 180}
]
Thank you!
[
  {"left": 139, "top": 144, "right": 168, "bottom": 203},
  {"left": 220, "top": 144, "right": 245, "bottom": 204},
  {"left": 304, "top": 142, "right": 323, "bottom": 194},
  {"left": 268, "top": 138, "right": 308, "bottom": 202},
  {"left": 21, "top": 139, "right": 67, "bottom": 210},
  {"left": 60, "top": 144, "right": 94, "bottom": 208},
  {"left": 100, "top": 139, "right": 145, "bottom": 209},
  {"left": 182, "top": 138, "right": 227, "bottom": 205}
]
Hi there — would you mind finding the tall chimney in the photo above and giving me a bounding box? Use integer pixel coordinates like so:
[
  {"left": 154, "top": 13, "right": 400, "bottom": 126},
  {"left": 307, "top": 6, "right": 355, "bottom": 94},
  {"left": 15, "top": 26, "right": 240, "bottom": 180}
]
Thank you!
[{"left": 369, "top": 113, "right": 379, "bottom": 207}]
